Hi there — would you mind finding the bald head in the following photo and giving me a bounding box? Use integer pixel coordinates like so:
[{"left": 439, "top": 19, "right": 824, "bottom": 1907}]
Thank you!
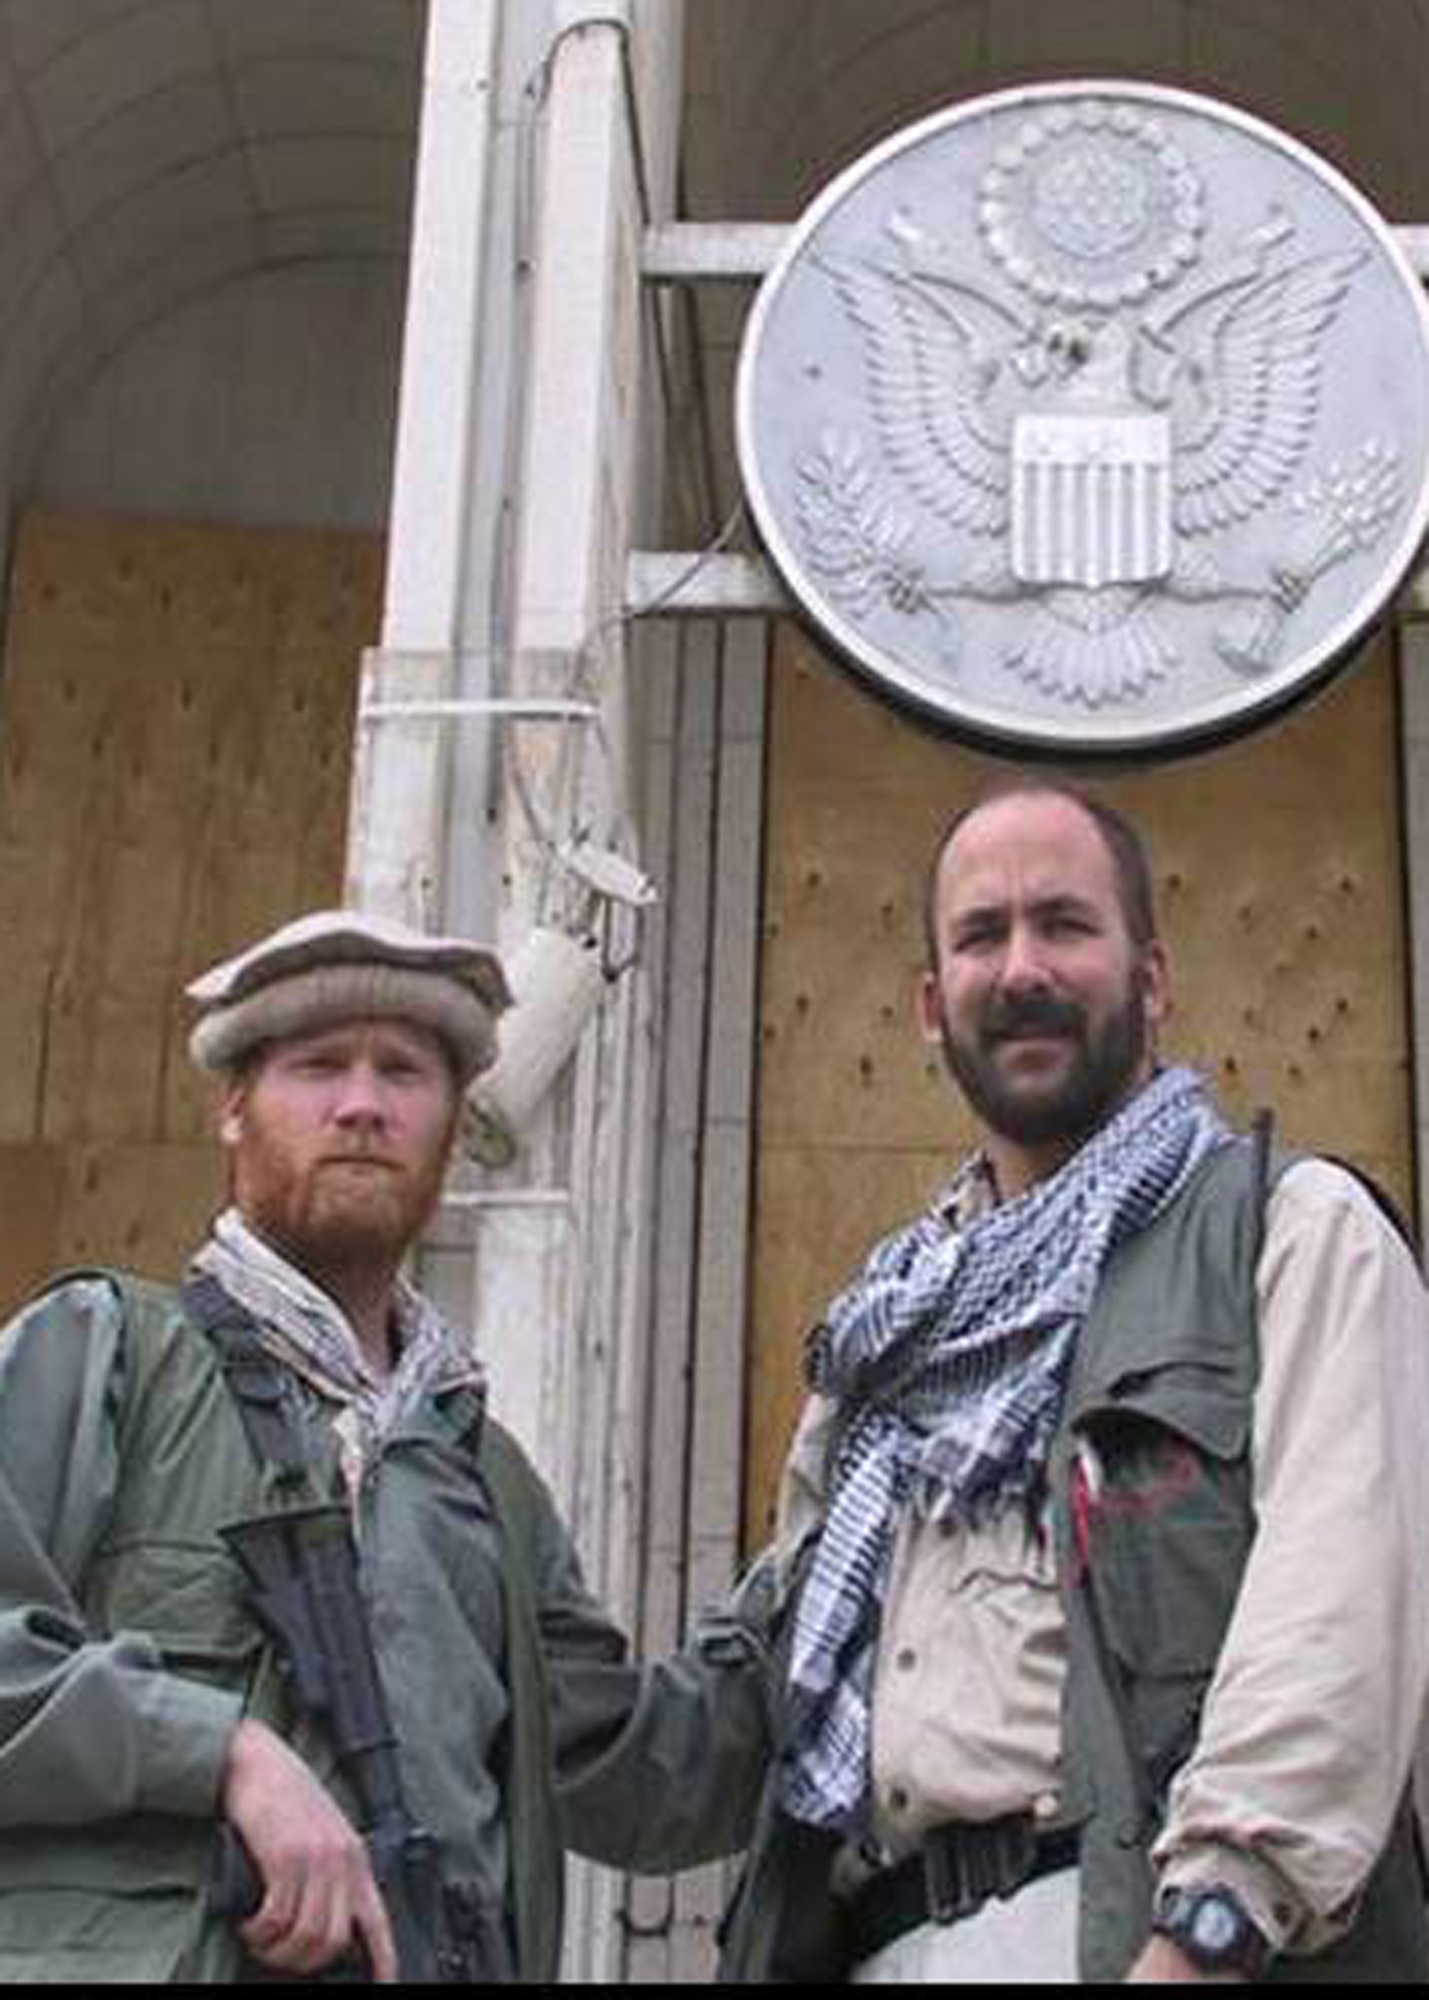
[{"left": 923, "top": 781, "right": 1158, "bottom": 973}]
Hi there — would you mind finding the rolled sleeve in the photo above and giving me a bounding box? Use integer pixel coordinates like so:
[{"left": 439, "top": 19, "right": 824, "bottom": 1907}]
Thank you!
[
  {"left": 131, "top": 1667, "right": 245, "bottom": 1817},
  {"left": 1153, "top": 1161, "right": 1429, "bottom": 1955}
]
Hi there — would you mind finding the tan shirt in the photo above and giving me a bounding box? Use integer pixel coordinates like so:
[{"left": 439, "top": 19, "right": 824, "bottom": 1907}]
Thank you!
[{"left": 773, "top": 1160, "right": 1429, "bottom": 1956}]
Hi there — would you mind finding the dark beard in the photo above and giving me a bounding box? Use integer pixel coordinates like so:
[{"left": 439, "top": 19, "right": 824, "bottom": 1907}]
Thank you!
[{"left": 938, "top": 980, "right": 1150, "bottom": 1150}]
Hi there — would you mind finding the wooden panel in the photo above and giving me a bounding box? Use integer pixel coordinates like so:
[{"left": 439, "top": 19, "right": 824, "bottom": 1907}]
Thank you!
[
  {"left": 0, "top": 1141, "right": 227, "bottom": 1297},
  {"left": 747, "top": 622, "right": 1413, "bottom": 1544},
  {"left": 0, "top": 512, "right": 381, "bottom": 1315}
]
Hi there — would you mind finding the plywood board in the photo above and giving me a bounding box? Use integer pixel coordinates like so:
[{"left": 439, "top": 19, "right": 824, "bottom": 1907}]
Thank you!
[
  {"left": 747, "top": 623, "right": 1413, "bottom": 1544},
  {"left": 0, "top": 512, "right": 381, "bottom": 1315}
]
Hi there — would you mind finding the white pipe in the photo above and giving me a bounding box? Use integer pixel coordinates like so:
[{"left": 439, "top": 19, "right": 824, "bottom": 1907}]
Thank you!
[{"left": 359, "top": 698, "right": 601, "bottom": 723}]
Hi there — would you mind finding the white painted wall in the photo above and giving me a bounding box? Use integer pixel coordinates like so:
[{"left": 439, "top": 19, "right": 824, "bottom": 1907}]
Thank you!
[{"left": 31, "top": 258, "right": 408, "bottom": 532}]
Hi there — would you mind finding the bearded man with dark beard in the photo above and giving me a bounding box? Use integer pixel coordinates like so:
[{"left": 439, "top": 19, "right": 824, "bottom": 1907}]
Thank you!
[{"left": 695, "top": 780, "right": 1429, "bottom": 1987}]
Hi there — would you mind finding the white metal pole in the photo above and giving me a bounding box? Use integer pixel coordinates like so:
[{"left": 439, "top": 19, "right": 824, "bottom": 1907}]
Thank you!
[{"left": 345, "top": 0, "right": 505, "bottom": 929}]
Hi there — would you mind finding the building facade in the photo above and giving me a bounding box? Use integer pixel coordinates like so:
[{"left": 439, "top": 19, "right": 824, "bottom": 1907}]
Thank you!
[{"left": 2, "top": 0, "right": 1428, "bottom": 1977}]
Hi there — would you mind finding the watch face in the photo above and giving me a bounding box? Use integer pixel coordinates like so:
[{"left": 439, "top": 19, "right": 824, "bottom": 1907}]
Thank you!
[
  {"left": 1159, "top": 1887, "right": 1268, "bottom": 1974},
  {"left": 1191, "top": 1897, "right": 1243, "bottom": 1956}
]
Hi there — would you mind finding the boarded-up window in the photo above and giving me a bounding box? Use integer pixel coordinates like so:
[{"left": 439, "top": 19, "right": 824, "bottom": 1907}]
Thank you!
[{"left": 0, "top": 512, "right": 381, "bottom": 1312}]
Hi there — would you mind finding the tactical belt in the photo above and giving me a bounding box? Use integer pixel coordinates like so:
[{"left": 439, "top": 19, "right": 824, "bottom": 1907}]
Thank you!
[{"left": 844, "top": 1814, "right": 1080, "bottom": 1965}]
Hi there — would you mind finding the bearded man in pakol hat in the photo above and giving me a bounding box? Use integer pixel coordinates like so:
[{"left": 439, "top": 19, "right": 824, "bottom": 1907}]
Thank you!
[{"left": 0, "top": 910, "right": 767, "bottom": 1983}]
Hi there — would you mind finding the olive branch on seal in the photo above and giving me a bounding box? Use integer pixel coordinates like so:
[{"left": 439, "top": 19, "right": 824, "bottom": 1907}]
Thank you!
[
  {"left": 1214, "top": 439, "right": 1405, "bottom": 674},
  {"left": 794, "top": 431, "right": 960, "bottom": 631}
]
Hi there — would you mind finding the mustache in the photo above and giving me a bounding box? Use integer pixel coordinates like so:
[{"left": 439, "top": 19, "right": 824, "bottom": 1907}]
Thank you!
[{"left": 981, "top": 994, "right": 1087, "bottom": 1043}]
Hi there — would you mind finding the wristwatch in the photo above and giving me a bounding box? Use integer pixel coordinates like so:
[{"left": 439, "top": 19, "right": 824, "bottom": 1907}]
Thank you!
[{"left": 1152, "top": 1885, "right": 1272, "bottom": 1977}]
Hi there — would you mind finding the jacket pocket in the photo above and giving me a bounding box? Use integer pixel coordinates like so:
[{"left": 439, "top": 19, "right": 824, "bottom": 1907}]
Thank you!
[
  {"left": 1092, "top": 1349, "right": 1249, "bottom": 1464},
  {"left": 86, "top": 1537, "right": 259, "bottom": 1680},
  {"left": 1076, "top": 1356, "right": 1253, "bottom": 1678},
  {"left": 0, "top": 1887, "right": 201, "bottom": 1984},
  {"left": 1073, "top": 1360, "right": 1255, "bottom": 1791},
  {"left": 0, "top": 1821, "right": 238, "bottom": 1985}
]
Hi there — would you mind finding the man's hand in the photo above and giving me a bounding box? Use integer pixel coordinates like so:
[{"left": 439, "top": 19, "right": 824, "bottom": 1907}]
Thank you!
[
  {"left": 220, "top": 1719, "right": 398, "bottom": 1982},
  {"left": 1125, "top": 1935, "right": 1248, "bottom": 1984}
]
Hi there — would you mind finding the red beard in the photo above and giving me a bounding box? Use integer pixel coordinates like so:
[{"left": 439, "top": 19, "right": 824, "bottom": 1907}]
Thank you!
[{"left": 233, "top": 1131, "right": 452, "bottom": 1275}]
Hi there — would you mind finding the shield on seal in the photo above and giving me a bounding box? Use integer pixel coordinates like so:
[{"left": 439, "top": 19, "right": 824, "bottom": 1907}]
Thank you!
[{"left": 1011, "top": 411, "right": 1173, "bottom": 589}]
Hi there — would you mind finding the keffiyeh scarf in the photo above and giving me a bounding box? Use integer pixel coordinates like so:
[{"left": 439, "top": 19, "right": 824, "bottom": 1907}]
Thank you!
[
  {"left": 190, "top": 1207, "right": 485, "bottom": 1491},
  {"left": 780, "top": 1065, "right": 1229, "bottom": 1832}
]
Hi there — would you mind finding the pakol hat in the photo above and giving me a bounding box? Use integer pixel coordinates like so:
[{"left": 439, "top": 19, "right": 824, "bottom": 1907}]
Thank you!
[{"left": 186, "top": 910, "right": 511, "bottom": 1085}]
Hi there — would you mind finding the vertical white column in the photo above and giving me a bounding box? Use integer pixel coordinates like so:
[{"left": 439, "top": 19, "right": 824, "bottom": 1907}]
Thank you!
[
  {"left": 382, "top": 2, "right": 501, "bottom": 659},
  {"left": 510, "top": 19, "right": 641, "bottom": 683},
  {"left": 344, "top": 0, "right": 503, "bottom": 928},
  {"left": 489, "top": 9, "right": 691, "bottom": 1976},
  {"left": 486, "top": 0, "right": 680, "bottom": 1492}
]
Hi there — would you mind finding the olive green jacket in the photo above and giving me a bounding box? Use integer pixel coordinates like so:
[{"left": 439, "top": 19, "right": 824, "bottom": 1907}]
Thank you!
[{"left": 0, "top": 1272, "right": 771, "bottom": 1983}]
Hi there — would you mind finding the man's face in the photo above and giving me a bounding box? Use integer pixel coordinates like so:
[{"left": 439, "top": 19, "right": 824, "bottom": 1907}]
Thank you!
[
  {"left": 919, "top": 795, "right": 1168, "bottom": 1158},
  {"left": 221, "top": 1019, "right": 459, "bottom": 1271}
]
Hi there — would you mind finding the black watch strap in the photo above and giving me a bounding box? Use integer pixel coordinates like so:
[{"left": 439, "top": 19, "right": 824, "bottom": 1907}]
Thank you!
[{"left": 1153, "top": 1885, "right": 1272, "bottom": 1977}]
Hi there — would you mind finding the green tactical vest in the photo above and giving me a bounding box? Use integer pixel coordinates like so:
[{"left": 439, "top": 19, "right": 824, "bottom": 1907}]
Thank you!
[
  {"left": 0, "top": 1272, "right": 562, "bottom": 1986},
  {"left": 717, "top": 1140, "right": 1429, "bottom": 1984},
  {"left": 1052, "top": 1140, "right": 1429, "bottom": 1984}
]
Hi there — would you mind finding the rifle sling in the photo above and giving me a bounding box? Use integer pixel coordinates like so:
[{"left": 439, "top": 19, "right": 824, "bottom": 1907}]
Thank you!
[
  {"left": 181, "top": 1274, "right": 315, "bottom": 1479},
  {"left": 180, "top": 1272, "right": 558, "bottom": 1980}
]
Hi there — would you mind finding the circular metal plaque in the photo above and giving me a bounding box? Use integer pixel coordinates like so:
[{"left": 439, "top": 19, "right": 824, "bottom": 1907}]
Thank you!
[{"left": 736, "top": 82, "right": 1429, "bottom": 757}]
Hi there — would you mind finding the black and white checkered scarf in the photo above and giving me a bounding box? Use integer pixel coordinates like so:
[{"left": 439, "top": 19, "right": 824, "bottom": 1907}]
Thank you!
[{"left": 779, "top": 1065, "right": 1229, "bottom": 1832}]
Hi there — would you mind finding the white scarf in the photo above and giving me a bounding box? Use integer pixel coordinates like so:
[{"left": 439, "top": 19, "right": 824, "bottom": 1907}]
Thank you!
[{"left": 190, "top": 1208, "right": 484, "bottom": 1490}]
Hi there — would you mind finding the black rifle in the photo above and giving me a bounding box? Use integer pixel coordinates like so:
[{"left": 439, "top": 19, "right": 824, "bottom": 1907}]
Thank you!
[{"left": 211, "top": 1503, "right": 509, "bottom": 1983}]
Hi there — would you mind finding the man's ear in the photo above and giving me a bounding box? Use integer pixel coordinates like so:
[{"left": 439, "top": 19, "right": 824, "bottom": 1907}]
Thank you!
[
  {"left": 1140, "top": 940, "right": 1172, "bottom": 1036},
  {"left": 915, "top": 969, "right": 945, "bottom": 1047},
  {"left": 218, "top": 1078, "right": 247, "bottom": 1150}
]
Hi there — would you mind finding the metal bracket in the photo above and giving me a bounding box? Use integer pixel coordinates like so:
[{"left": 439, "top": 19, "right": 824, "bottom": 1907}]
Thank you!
[
  {"left": 358, "top": 698, "right": 602, "bottom": 724},
  {"left": 643, "top": 222, "right": 792, "bottom": 282},
  {"left": 645, "top": 221, "right": 1429, "bottom": 285},
  {"left": 625, "top": 551, "right": 787, "bottom": 619}
]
